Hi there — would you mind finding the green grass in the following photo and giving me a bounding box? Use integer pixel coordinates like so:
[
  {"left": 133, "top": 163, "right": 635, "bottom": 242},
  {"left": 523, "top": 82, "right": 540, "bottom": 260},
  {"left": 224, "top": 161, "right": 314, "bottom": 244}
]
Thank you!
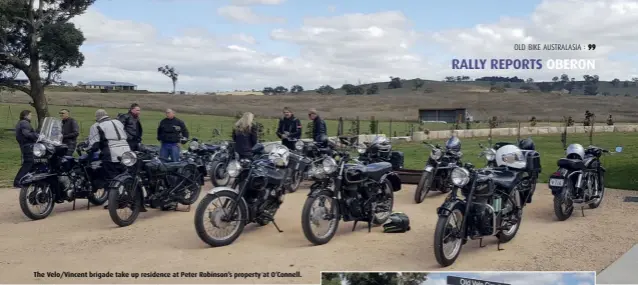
[{"left": 392, "top": 132, "right": 638, "bottom": 190}]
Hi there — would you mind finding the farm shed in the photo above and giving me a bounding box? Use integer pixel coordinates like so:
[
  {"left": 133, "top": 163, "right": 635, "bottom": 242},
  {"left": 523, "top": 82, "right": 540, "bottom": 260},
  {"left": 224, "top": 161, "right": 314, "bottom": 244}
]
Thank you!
[
  {"left": 418, "top": 108, "right": 467, "bottom": 123},
  {"left": 80, "top": 81, "right": 137, "bottom": 91}
]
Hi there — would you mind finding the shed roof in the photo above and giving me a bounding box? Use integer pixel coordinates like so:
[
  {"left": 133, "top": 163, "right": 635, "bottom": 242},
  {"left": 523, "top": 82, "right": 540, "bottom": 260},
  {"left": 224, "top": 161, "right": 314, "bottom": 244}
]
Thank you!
[{"left": 83, "top": 81, "right": 137, "bottom": 87}]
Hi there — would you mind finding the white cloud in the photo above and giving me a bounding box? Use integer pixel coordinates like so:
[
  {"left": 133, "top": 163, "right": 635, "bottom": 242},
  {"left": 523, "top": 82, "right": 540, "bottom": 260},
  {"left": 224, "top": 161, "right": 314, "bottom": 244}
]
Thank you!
[
  {"left": 217, "top": 5, "right": 285, "bottom": 24},
  {"left": 59, "top": 0, "right": 638, "bottom": 92}
]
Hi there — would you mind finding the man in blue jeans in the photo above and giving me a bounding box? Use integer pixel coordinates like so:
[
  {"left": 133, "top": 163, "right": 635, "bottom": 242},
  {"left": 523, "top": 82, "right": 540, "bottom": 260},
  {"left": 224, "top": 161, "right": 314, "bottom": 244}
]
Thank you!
[{"left": 157, "top": 108, "right": 189, "bottom": 161}]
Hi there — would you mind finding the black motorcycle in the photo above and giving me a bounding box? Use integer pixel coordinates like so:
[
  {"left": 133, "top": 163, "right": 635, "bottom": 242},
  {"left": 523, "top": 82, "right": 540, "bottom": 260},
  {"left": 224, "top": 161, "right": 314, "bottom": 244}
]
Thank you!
[
  {"left": 193, "top": 143, "right": 293, "bottom": 247},
  {"left": 208, "top": 141, "right": 235, "bottom": 187},
  {"left": 414, "top": 137, "right": 463, "bottom": 204},
  {"left": 300, "top": 137, "right": 402, "bottom": 245},
  {"left": 548, "top": 144, "right": 615, "bottom": 221},
  {"left": 433, "top": 146, "right": 541, "bottom": 267},
  {"left": 18, "top": 118, "right": 109, "bottom": 220},
  {"left": 356, "top": 136, "right": 404, "bottom": 170},
  {"left": 183, "top": 137, "right": 219, "bottom": 185},
  {"left": 107, "top": 145, "right": 203, "bottom": 227},
  {"left": 286, "top": 138, "right": 337, "bottom": 192}
]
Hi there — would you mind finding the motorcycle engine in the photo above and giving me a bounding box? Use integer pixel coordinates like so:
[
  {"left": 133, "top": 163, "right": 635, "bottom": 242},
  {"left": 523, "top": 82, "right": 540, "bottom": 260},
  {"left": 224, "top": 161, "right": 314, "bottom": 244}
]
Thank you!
[
  {"left": 470, "top": 202, "right": 495, "bottom": 236},
  {"left": 345, "top": 193, "right": 364, "bottom": 218}
]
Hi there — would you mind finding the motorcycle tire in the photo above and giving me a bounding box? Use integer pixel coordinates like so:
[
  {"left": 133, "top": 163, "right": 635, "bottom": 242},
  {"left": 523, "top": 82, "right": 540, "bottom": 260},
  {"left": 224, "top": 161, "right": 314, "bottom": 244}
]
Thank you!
[
  {"left": 414, "top": 171, "right": 433, "bottom": 204},
  {"left": 553, "top": 180, "right": 574, "bottom": 221},
  {"left": 178, "top": 166, "right": 203, "bottom": 205},
  {"left": 286, "top": 170, "right": 303, "bottom": 193},
  {"left": 107, "top": 179, "right": 142, "bottom": 227},
  {"left": 19, "top": 183, "right": 55, "bottom": 220},
  {"left": 87, "top": 188, "right": 108, "bottom": 206},
  {"left": 373, "top": 181, "right": 394, "bottom": 225},
  {"left": 496, "top": 190, "right": 523, "bottom": 243},
  {"left": 301, "top": 190, "right": 340, "bottom": 245},
  {"left": 434, "top": 208, "right": 464, "bottom": 267},
  {"left": 210, "top": 161, "right": 230, "bottom": 187},
  {"left": 194, "top": 192, "right": 247, "bottom": 247},
  {"left": 588, "top": 172, "right": 605, "bottom": 209}
]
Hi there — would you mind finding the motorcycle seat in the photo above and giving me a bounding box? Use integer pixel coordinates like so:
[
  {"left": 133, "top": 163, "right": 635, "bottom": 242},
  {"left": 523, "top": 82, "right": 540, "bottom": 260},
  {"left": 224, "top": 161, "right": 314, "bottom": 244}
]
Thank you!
[
  {"left": 163, "top": 161, "right": 189, "bottom": 171},
  {"left": 557, "top": 158, "right": 584, "bottom": 170},
  {"left": 363, "top": 162, "right": 393, "bottom": 181},
  {"left": 203, "top": 144, "right": 219, "bottom": 151},
  {"left": 486, "top": 169, "right": 523, "bottom": 190}
]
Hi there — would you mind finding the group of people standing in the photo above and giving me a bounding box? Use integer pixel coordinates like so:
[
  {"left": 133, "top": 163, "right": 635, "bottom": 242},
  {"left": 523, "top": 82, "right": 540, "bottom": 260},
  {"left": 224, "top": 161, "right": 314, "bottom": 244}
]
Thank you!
[{"left": 13, "top": 103, "right": 190, "bottom": 188}]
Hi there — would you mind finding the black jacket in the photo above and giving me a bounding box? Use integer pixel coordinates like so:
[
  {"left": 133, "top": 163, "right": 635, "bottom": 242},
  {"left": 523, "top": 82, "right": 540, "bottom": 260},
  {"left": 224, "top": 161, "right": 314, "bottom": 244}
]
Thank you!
[
  {"left": 312, "top": 116, "right": 327, "bottom": 142},
  {"left": 118, "top": 112, "right": 143, "bottom": 143},
  {"left": 61, "top": 117, "right": 80, "bottom": 146},
  {"left": 276, "top": 116, "right": 302, "bottom": 142},
  {"left": 15, "top": 119, "right": 38, "bottom": 147},
  {"left": 157, "top": 117, "right": 189, "bottom": 144},
  {"left": 232, "top": 127, "right": 257, "bottom": 158}
]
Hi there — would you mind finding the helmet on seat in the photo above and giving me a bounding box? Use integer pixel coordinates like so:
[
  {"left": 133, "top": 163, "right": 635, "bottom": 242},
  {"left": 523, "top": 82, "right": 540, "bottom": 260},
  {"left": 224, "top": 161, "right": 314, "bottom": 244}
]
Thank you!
[
  {"left": 445, "top": 136, "right": 461, "bottom": 152},
  {"left": 495, "top": 144, "right": 526, "bottom": 169},
  {"left": 566, "top": 143, "right": 585, "bottom": 160},
  {"left": 518, "top": 138, "right": 535, "bottom": 150},
  {"left": 383, "top": 212, "right": 410, "bottom": 233}
]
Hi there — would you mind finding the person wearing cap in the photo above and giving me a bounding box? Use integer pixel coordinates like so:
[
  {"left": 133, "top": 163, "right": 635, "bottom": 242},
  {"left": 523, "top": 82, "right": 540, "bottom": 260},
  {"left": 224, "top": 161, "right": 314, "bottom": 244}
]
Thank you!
[
  {"left": 308, "top": 108, "right": 327, "bottom": 146},
  {"left": 276, "top": 107, "right": 302, "bottom": 150},
  {"left": 87, "top": 109, "right": 131, "bottom": 181},
  {"left": 59, "top": 109, "right": 80, "bottom": 156}
]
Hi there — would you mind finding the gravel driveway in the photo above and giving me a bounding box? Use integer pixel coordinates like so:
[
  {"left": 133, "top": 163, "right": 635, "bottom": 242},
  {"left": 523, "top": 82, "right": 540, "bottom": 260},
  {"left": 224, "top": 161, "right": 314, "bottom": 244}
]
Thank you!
[{"left": 0, "top": 184, "right": 636, "bottom": 284}]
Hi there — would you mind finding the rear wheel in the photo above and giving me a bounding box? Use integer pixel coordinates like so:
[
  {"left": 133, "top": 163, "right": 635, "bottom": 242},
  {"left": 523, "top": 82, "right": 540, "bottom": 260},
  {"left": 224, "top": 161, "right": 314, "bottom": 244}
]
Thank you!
[
  {"left": 496, "top": 190, "right": 523, "bottom": 243},
  {"left": 301, "top": 191, "right": 340, "bottom": 245},
  {"left": 286, "top": 170, "right": 303, "bottom": 193},
  {"left": 553, "top": 180, "right": 574, "bottom": 221},
  {"left": 433, "top": 208, "right": 464, "bottom": 267},
  {"left": 19, "top": 183, "right": 55, "bottom": 220},
  {"left": 107, "top": 179, "right": 141, "bottom": 227},
  {"left": 178, "top": 165, "right": 202, "bottom": 205},
  {"left": 414, "top": 171, "right": 433, "bottom": 204}
]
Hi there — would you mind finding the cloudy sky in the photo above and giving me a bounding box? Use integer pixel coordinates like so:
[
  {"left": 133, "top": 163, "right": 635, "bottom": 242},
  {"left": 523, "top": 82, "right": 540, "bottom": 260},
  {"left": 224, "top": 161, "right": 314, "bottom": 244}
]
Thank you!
[{"left": 56, "top": 0, "right": 638, "bottom": 92}]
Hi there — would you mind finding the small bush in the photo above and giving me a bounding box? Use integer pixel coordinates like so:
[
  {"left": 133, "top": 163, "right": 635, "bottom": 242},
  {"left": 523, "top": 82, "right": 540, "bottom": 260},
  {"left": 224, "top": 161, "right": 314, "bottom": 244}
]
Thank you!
[
  {"left": 529, "top": 116, "right": 537, "bottom": 127},
  {"left": 489, "top": 86, "right": 506, "bottom": 93}
]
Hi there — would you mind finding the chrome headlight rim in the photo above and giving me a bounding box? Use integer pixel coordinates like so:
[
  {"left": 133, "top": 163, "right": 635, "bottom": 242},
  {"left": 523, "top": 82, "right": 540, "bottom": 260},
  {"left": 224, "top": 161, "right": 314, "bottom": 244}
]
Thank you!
[
  {"left": 121, "top": 151, "right": 138, "bottom": 167},
  {"left": 188, "top": 141, "right": 199, "bottom": 151},
  {"left": 357, "top": 145, "right": 367, "bottom": 154},
  {"left": 295, "top": 140, "right": 304, "bottom": 151},
  {"left": 322, "top": 157, "right": 338, "bottom": 174},
  {"left": 484, "top": 149, "right": 496, "bottom": 161},
  {"left": 227, "top": 160, "right": 241, "bottom": 177},
  {"left": 451, "top": 167, "right": 470, "bottom": 187},
  {"left": 430, "top": 148, "right": 443, "bottom": 160},
  {"left": 33, "top": 143, "right": 46, "bottom": 157}
]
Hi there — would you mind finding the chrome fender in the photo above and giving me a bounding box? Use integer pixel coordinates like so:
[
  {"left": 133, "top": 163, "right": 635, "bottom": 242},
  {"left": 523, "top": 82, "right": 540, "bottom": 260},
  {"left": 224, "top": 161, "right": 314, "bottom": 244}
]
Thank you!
[{"left": 207, "top": 186, "right": 238, "bottom": 195}]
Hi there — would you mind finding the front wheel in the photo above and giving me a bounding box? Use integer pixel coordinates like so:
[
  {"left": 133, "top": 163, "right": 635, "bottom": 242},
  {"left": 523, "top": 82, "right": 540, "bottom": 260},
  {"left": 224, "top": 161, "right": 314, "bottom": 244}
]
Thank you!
[
  {"left": 194, "top": 192, "right": 247, "bottom": 247},
  {"left": 19, "top": 183, "right": 55, "bottom": 220},
  {"left": 414, "top": 171, "right": 433, "bottom": 204},
  {"left": 496, "top": 190, "right": 523, "bottom": 243},
  {"left": 301, "top": 190, "right": 340, "bottom": 245},
  {"left": 433, "top": 209, "right": 464, "bottom": 267},
  {"left": 588, "top": 172, "right": 605, "bottom": 209},
  {"left": 210, "top": 161, "right": 230, "bottom": 187},
  {"left": 286, "top": 170, "right": 303, "bottom": 193},
  {"left": 107, "top": 179, "right": 142, "bottom": 227}
]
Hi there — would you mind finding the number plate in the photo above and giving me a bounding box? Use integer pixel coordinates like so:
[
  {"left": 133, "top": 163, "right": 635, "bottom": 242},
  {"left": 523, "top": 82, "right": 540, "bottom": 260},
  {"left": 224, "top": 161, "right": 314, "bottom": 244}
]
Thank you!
[
  {"left": 549, "top": 179, "right": 564, "bottom": 187},
  {"left": 425, "top": 165, "right": 433, "bottom": 172}
]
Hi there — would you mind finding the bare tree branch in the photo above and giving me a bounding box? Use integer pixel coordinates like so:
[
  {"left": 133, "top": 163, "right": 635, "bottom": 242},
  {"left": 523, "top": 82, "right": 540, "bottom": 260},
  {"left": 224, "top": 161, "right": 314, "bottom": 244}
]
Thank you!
[
  {"left": 0, "top": 53, "right": 30, "bottom": 73},
  {"left": 0, "top": 81, "right": 31, "bottom": 94}
]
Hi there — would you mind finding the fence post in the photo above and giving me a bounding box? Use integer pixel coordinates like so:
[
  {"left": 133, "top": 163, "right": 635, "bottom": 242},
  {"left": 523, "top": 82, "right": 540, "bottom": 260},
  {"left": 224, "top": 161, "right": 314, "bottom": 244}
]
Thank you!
[
  {"left": 389, "top": 119, "right": 392, "bottom": 138},
  {"left": 337, "top": 117, "right": 343, "bottom": 136},
  {"left": 517, "top": 121, "right": 521, "bottom": 143},
  {"left": 589, "top": 114, "right": 595, "bottom": 146}
]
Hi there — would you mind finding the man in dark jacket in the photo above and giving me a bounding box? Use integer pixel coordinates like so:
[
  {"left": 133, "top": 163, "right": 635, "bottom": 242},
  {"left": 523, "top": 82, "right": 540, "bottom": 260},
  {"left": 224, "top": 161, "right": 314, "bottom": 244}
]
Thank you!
[
  {"left": 157, "top": 108, "right": 189, "bottom": 162},
  {"left": 118, "top": 103, "right": 143, "bottom": 151},
  {"left": 59, "top": 109, "right": 80, "bottom": 156},
  {"left": 14, "top": 110, "right": 39, "bottom": 188},
  {"left": 276, "top": 107, "right": 302, "bottom": 150},
  {"left": 308, "top": 108, "right": 328, "bottom": 146}
]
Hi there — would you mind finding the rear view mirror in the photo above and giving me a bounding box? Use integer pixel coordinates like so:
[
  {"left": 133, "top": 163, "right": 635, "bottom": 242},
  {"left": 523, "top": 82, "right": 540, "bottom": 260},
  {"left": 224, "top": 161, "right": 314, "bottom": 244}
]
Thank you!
[{"left": 615, "top": 146, "right": 623, "bottom": 153}]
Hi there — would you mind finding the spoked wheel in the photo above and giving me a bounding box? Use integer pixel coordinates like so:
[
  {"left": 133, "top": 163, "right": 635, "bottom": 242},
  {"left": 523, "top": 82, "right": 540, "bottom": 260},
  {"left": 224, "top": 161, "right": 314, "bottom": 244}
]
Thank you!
[
  {"left": 497, "top": 190, "right": 523, "bottom": 243},
  {"left": 373, "top": 181, "right": 394, "bottom": 224},
  {"left": 434, "top": 208, "right": 464, "bottom": 267},
  {"left": 194, "top": 191, "right": 247, "bottom": 247},
  {"left": 178, "top": 165, "right": 203, "bottom": 205},
  {"left": 553, "top": 180, "right": 574, "bottom": 221},
  {"left": 588, "top": 172, "right": 605, "bottom": 209},
  {"left": 301, "top": 190, "right": 340, "bottom": 245},
  {"left": 107, "top": 179, "right": 141, "bottom": 227},
  {"left": 286, "top": 170, "right": 303, "bottom": 193},
  {"left": 88, "top": 188, "right": 108, "bottom": 205},
  {"left": 19, "top": 183, "right": 55, "bottom": 220},
  {"left": 414, "top": 171, "right": 433, "bottom": 204},
  {"left": 210, "top": 162, "right": 230, "bottom": 187}
]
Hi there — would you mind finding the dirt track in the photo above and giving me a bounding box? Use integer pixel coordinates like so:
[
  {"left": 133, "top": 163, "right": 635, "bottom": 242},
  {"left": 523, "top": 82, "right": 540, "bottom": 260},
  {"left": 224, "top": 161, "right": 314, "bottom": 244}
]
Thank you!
[{"left": 0, "top": 184, "right": 637, "bottom": 284}]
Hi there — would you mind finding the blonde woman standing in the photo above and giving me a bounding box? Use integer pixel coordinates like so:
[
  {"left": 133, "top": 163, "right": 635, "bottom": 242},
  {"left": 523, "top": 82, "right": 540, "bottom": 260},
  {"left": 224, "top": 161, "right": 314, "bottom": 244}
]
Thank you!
[{"left": 232, "top": 112, "right": 258, "bottom": 159}]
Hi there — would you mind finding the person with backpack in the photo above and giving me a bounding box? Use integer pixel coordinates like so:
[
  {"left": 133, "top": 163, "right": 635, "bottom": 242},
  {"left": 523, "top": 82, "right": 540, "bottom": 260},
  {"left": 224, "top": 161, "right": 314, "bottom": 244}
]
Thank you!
[
  {"left": 118, "top": 103, "right": 142, "bottom": 151},
  {"left": 276, "top": 107, "right": 302, "bottom": 150}
]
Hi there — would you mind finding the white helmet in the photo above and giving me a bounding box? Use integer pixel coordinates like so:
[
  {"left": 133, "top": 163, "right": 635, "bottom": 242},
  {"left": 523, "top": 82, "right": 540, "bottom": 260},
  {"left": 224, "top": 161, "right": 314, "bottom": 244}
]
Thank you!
[
  {"left": 495, "top": 144, "right": 527, "bottom": 169},
  {"left": 565, "top": 143, "right": 585, "bottom": 160}
]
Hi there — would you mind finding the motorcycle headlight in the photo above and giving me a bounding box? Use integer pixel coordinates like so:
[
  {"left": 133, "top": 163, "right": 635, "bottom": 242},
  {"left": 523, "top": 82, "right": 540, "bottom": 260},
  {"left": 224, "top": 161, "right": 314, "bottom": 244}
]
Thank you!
[
  {"left": 121, "top": 151, "right": 137, "bottom": 167},
  {"left": 295, "top": 140, "right": 304, "bottom": 151},
  {"left": 189, "top": 141, "right": 199, "bottom": 151},
  {"left": 451, "top": 167, "right": 470, "bottom": 187},
  {"left": 430, "top": 148, "right": 442, "bottom": 160},
  {"left": 220, "top": 141, "right": 228, "bottom": 150},
  {"left": 484, "top": 149, "right": 496, "bottom": 161},
  {"left": 357, "top": 144, "right": 367, "bottom": 154},
  {"left": 227, "top": 160, "right": 241, "bottom": 177},
  {"left": 322, "top": 157, "right": 338, "bottom": 173},
  {"left": 33, "top": 143, "right": 46, "bottom": 157}
]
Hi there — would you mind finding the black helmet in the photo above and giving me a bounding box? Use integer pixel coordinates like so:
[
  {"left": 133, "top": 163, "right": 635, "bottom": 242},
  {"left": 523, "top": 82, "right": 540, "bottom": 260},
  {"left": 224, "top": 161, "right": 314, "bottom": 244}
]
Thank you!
[
  {"left": 518, "top": 138, "right": 535, "bottom": 151},
  {"left": 383, "top": 212, "right": 410, "bottom": 233},
  {"left": 445, "top": 136, "right": 461, "bottom": 152}
]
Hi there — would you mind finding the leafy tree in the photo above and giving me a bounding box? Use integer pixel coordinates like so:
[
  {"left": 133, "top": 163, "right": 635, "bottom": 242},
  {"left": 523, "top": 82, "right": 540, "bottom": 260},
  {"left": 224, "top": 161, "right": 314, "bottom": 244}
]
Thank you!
[
  {"left": 611, "top": 78, "right": 621, "bottom": 87},
  {"left": 77, "top": 81, "right": 83, "bottom": 86},
  {"left": 0, "top": 0, "right": 93, "bottom": 127},
  {"left": 413, "top": 78, "right": 424, "bottom": 90},
  {"left": 529, "top": 116, "right": 537, "bottom": 127},
  {"left": 388, "top": 76, "right": 402, "bottom": 89},
  {"left": 274, "top": 85, "right": 288, "bottom": 94},
  {"left": 525, "top": 78, "right": 534, "bottom": 83},
  {"left": 316, "top": 85, "right": 335, "bottom": 95},
  {"left": 583, "top": 110, "right": 595, "bottom": 126},
  {"left": 158, "top": 65, "right": 179, "bottom": 94},
  {"left": 623, "top": 81, "right": 629, "bottom": 87},
  {"left": 366, "top": 84, "right": 379, "bottom": 94},
  {"left": 290, "top": 84, "right": 304, "bottom": 93},
  {"left": 262, "top": 87, "right": 275, "bottom": 95},
  {"left": 536, "top": 82, "right": 552, "bottom": 92},
  {"left": 444, "top": 76, "right": 455, "bottom": 82},
  {"left": 607, "top": 114, "right": 614, "bottom": 126},
  {"left": 503, "top": 82, "right": 511, "bottom": 88},
  {"left": 552, "top": 76, "right": 559, "bottom": 82},
  {"left": 369, "top": 116, "right": 378, "bottom": 134},
  {"left": 560, "top": 74, "right": 569, "bottom": 82}
]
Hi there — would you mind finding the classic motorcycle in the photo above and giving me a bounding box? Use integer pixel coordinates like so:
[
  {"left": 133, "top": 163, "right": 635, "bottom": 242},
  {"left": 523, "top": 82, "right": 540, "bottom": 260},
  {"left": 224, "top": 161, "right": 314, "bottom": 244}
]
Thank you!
[
  {"left": 356, "top": 136, "right": 404, "bottom": 170},
  {"left": 548, "top": 144, "right": 617, "bottom": 220},
  {"left": 183, "top": 137, "right": 219, "bottom": 185},
  {"left": 17, "top": 117, "right": 109, "bottom": 220},
  {"left": 433, "top": 143, "right": 541, "bottom": 267},
  {"left": 478, "top": 140, "right": 534, "bottom": 167},
  {"left": 107, "top": 146, "right": 202, "bottom": 227},
  {"left": 285, "top": 138, "right": 337, "bottom": 192},
  {"left": 300, "top": 136, "right": 402, "bottom": 245},
  {"left": 208, "top": 141, "right": 235, "bottom": 187},
  {"left": 193, "top": 143, "right": 292, "bottom": 247},
  {"left": 414, "top": 136, "right": 463, "bottom": 204}
]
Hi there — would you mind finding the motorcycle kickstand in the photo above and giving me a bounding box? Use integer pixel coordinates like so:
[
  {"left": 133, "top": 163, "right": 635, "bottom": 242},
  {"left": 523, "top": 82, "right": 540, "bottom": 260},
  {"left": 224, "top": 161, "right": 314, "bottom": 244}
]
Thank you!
[
  {"left": 580, "top": 206, "right": 585, "bottom": 217},
  {"left": 271, "top": 219, "right": 284, "bottom": 233},
  {"left": 72, "top": 199, "right": 76, "bottom": 211},
  {"left": 367, "top": 214, "right": 374, "bottom": 233},
  {"left": 352, "top": 221, "right": 358, "bottom": 232},
  {"left": 479, "top": 238, "right": 486, "bottom": 248},
  {"left": 497, "top": 240, "right": 504, "bottom": 251}
]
